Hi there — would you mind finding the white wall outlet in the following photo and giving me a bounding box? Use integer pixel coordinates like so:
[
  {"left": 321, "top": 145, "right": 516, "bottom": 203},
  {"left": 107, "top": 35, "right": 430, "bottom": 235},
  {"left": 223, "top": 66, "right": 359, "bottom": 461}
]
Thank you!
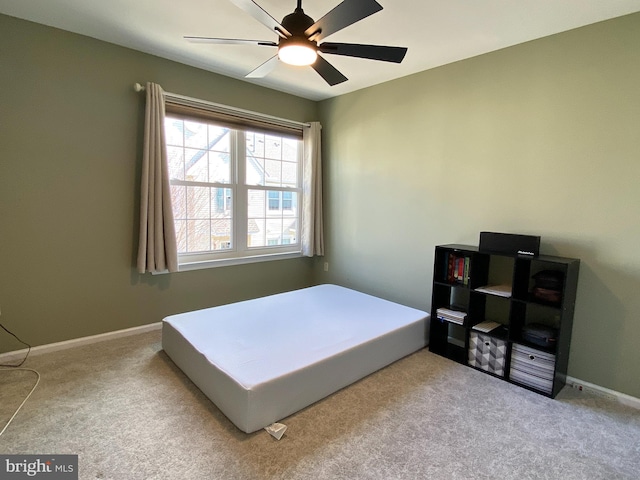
[
  {"left": 570, "top": 381, "right": 617, "bottom": 402},
  {"left": 324, "top": 262, "right": 329, "bottom": 272}
]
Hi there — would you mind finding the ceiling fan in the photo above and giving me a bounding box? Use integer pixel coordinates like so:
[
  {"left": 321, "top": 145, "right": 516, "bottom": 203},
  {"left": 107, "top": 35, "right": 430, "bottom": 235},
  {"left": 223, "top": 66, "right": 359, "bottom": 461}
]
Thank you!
[{"left": 185, "top": 0, "right": 408, "bottom": 86}]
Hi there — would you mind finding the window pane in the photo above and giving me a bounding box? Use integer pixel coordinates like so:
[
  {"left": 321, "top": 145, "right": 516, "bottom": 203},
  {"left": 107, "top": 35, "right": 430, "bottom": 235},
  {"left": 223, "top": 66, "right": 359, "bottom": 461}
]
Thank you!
[
  {"left": 246, "top": 156, "right": 265, "bottom": 185},
  {"left": 184, "top": 120, "right": 208, "bottom": 149},
  {"left": 249, "top": 218, "right": 265, "bottom": 247},
  {"left": 209, "top": 151, "right": 230, "bottom": 184},
  {"left": 165, "top": 118, "right": 184, "bottom": 146},
  {"left": 247, "top": 132, "right": 265, "bottom": 157},
  {"left": 247, "top": 189, "right": 298, "bottom": 248},
  {"left": 246, "top": 131, "right": 298, "bottom": 188},
  {"left": 282, "top": 137, "right": 298, "bottom": 162},
  {"left": 282, "top": 161, "right": 297, "bottom": 186},
  {"left": 268, "top": 190, "right": 280, "bottom": 210},
  {"left": 175, "top": 219, "right": 187, "bottom": 253},
  {"left": 248, "top": 189, "right": 265, "bottom": 218},
  {"left": 265, "top": 135, "right": 282, "bottom": 159},
  {"left": 208, "top": 125, "right": 230, "bottom": 152},
  {"left": 265, "top": 159, "right": 282, "bottom": 186},
  {"left": 246, "top": 131, "right": 266, "bottom": 185},
  {"left": 266, "top": 218, "right": 283, "bottom": 245},
  {"left": 186, "top": 186, "right": 210, "bottom": 219},
  {"left": 282, "top": 191, "right": 294, "bottom": 210},
  {"left": 167, "top": 146, "right": 185, "bottom": 181},
  {"left": 185, "top": 148, "right": 208, "bottom": 182},
  {"left": 171, "top": 185, "right": 186, "bottom": 218},
  {"left": 211, "top": 219, "right": 232, "bottom": 250},
  {"left": 186, "top": 219, "right": 210, "bottom": 252},
  {"left": 210, "top": 188, "right": 233, "bottom": 216},
  {"left": 283, "top": 216, "right": 297, "bottom": 244}
]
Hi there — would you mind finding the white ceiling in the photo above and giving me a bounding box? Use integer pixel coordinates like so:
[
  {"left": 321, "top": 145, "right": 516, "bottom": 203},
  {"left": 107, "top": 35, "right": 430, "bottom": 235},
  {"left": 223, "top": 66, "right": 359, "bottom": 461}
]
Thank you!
[{"left": 2, "top": 0, "right": 639, "bottom": 101}]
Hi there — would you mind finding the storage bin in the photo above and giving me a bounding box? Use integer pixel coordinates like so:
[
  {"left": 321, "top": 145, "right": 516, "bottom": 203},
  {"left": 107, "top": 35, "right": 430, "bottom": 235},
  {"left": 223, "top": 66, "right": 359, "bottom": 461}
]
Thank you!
[
  {"left": 468, "top": 331, "right": 507, "bottom": 377},
  {"left": 509, "top": 343, "right": 555, "bottom": 394}
]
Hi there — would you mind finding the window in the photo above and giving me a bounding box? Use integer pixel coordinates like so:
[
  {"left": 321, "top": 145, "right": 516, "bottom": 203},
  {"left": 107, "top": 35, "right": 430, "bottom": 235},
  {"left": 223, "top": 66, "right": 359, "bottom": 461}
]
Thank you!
[
  {"left": 165, "top": 113, "right": 303, "bottom": 268},
  {"left": 268, "top": 191, "right": 280, "bottom": 210}
]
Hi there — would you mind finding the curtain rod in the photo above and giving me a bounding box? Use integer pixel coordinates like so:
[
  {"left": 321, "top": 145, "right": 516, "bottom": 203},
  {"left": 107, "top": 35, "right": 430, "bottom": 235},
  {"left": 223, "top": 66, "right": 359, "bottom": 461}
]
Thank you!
[{"left": 133, "top": 83, "right": 311, "bottom": 129}]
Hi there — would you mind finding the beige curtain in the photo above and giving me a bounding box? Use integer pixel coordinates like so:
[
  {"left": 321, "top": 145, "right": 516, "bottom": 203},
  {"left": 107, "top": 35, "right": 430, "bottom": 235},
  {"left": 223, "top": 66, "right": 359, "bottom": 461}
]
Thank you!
[
  {"left": 301, "top": 122, "right": 324, "bottom": 257},
  {"left": 136, "top": 82, "right": 178, "bottom": 273}
]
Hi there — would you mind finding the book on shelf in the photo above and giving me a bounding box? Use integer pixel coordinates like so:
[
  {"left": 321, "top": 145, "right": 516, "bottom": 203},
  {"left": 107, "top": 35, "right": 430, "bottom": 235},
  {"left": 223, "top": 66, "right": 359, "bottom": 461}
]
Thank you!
[
  {"left": 436, "top": 307, "right": 467, "bottom": 325},
  {"left": 472, "top": 321, "right": 502, "bottom": 333},
  {"left": 463, "top": 257, "right": 469, "bottom": 285},
  {"left": 444, "top": 253, "right": 470, "bottom": 286},
  {"left": 474, "top": 284, "right": 512, "bottom": 298}
]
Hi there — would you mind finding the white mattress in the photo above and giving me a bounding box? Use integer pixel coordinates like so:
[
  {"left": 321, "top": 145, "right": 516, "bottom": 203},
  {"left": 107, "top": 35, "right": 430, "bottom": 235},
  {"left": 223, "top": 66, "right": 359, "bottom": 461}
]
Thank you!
[{"left": 162, "top": 284, "right": 429, "bottom": 433}]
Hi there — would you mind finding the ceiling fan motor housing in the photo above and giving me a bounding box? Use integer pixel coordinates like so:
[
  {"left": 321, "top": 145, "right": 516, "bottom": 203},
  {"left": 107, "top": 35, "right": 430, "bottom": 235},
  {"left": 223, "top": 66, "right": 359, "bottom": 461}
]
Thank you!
[{"left": 280, "top": 8, "right": 318, "bottom": 49}]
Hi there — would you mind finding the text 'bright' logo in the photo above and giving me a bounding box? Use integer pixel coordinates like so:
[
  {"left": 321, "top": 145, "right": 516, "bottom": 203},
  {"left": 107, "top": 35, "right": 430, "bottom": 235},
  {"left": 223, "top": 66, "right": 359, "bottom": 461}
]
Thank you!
[
  {"left": 1, "top": 455, "right": 78, "bottom": 479},
  {"left": 5, "top": 458, "right": 52, "bottom": 476}
]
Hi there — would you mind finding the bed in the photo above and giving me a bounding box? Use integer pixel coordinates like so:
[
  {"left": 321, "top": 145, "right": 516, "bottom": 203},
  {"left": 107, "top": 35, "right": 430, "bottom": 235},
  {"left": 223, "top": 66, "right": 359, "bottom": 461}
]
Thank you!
[{"left": 162, "top": 284, "right": 429, "bottom": 433}]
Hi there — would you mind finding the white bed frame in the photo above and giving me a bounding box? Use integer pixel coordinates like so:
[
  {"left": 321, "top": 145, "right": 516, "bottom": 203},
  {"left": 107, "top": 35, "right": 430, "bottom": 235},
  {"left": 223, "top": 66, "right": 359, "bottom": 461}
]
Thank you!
[{"left": 162, "top": 284, "right": 429, "bottom": 433}]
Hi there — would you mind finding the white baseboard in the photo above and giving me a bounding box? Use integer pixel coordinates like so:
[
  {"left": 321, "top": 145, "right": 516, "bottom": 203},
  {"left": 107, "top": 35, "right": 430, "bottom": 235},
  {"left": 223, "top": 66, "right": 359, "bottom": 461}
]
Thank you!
[
  {"left": 2, "top": 324, "right": 639, "bottom": 411},
  {"left": 566, "top": 376, "right": 640, "bottom": 410},
  {"left": 0, "top": 322, "right": 162, "bottom": 364}
]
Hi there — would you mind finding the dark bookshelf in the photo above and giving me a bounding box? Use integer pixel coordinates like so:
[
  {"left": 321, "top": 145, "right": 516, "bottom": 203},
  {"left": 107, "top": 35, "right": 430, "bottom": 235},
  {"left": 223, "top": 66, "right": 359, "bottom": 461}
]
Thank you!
[{"left": 429, "top": 244, "right": 580, "bottom": 398}]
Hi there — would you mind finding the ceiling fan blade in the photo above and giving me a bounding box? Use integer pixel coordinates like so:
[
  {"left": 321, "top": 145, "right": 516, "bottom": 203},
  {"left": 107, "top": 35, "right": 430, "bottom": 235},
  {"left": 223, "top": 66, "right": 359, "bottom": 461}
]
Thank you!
[
  {"left": 245, "top": 55, "right": 279, "bottom": 78},
  {"left": 305, "top": 0, "right": 383, "bottom": 43},
  {"left": 229, "top": 0, "right": 291, "bottom": 38},
  {"left": 319, "top": 42, "right": 407, "bottom": 63},
  {"left": 311, "top": 55, "right": 348, "bottom": 86},
  {"left": 185, "top": 36, "right": 277, "bottom": 47}
]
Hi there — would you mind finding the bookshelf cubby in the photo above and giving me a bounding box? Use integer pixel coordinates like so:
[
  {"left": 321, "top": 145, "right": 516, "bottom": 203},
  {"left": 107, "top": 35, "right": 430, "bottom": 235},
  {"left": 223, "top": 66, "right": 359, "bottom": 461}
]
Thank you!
[{"left": 430, "top": 244, "right": 580, "bottom": 398}]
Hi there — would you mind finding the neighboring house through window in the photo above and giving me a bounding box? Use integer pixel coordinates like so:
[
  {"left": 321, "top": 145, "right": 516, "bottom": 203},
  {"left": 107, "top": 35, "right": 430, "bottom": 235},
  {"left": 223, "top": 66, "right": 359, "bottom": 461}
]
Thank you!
[{"left": 164, "top": 109, "right": 303, "bottom": 267}]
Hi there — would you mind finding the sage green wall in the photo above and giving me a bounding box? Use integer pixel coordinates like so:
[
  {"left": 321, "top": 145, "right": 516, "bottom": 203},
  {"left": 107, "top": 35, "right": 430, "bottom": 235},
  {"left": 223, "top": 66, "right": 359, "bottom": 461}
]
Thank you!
[
  {"left": 318, "top": 13, "right": 640, "bottom": 398},
  {"left": 2, "top": 11, "right": 639, "bottom": 399},
  {"left": 0, "top": 14, "right": 317, "bottom": 352}
]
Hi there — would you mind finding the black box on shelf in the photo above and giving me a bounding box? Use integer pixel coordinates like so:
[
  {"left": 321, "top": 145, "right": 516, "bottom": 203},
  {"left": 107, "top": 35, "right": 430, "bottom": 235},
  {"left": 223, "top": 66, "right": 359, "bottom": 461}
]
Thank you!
[{"left": 479, "top": 232, "right": 540, "bottom": 257}]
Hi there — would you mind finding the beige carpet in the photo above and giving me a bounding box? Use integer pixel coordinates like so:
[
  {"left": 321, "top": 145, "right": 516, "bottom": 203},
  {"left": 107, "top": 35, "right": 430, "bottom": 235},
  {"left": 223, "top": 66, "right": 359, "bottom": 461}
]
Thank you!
[{"left": 1, "top": 329, "right": 638, "bottom": 479}]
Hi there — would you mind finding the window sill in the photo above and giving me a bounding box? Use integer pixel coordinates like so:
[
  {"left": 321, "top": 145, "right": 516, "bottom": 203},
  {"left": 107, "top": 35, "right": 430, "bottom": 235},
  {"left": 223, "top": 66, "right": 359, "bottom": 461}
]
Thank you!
[{"left": 151, "top": 251, "right": 304, "bottom": 274}]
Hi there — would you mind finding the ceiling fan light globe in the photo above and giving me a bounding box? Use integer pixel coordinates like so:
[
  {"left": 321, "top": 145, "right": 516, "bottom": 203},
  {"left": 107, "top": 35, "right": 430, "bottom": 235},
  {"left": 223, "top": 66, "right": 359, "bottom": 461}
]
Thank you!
[{"left": 279, "top": 44, "right": 317, "bottom": 66}]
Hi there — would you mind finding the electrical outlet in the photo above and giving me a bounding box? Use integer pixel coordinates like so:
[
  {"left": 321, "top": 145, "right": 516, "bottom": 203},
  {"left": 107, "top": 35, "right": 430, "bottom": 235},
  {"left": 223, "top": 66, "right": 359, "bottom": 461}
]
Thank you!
[
  {"left": 570, "top": 382, "right": 617, "bottom": 402},
  {"left": 324, "top": 262, "right": 329, "bottom": 272}
]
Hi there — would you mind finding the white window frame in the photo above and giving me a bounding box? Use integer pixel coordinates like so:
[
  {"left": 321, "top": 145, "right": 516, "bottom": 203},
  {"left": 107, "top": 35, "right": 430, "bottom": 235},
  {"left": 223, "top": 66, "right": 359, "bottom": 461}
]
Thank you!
[{"left": 165, "top": 113, "right": 305, "bottom": 272}]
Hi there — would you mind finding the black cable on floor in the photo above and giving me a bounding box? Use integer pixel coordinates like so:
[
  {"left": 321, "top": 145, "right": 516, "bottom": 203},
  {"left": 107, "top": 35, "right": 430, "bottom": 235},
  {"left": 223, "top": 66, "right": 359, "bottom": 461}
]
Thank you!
[{"left": 0, "top": 322, "right": 31, "bottom": 367}]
